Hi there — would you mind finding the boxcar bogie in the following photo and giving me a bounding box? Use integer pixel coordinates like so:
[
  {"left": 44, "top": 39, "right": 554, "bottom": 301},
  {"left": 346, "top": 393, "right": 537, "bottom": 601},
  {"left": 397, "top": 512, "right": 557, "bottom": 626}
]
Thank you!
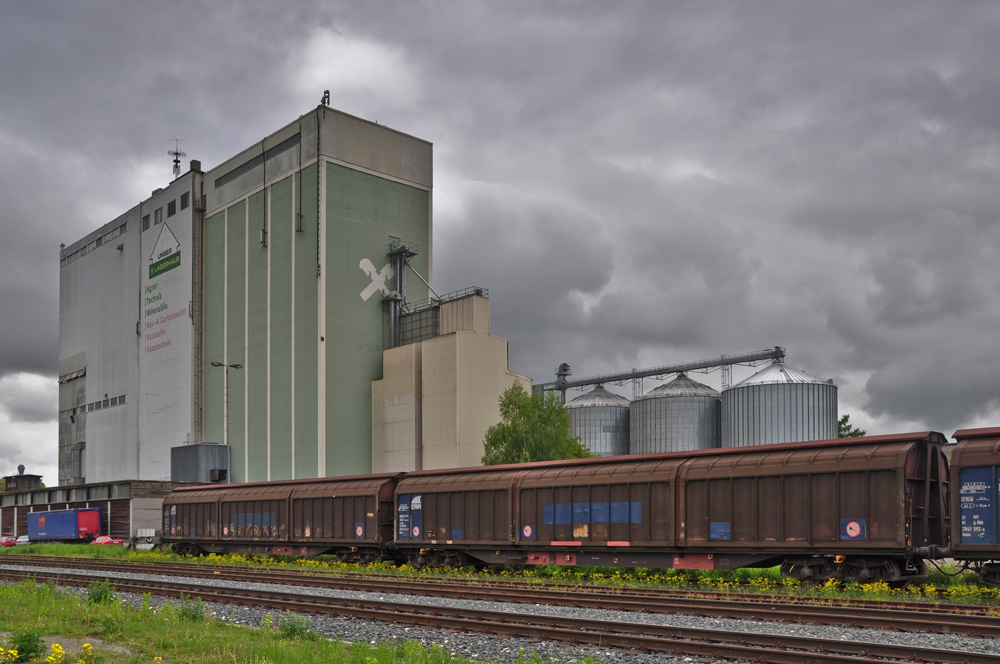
[{"left": 781, "top": 555, "right": 928, "bottom": 585}]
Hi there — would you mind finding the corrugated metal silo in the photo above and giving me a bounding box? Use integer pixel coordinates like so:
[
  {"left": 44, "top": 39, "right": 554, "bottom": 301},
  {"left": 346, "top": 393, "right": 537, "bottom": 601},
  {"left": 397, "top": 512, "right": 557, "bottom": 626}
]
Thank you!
[
  {"left": 566, "top": 385, "right": 630, "bottom": 456},
  {"left": 629, "top": 373, "right": 721, "bottom": 454},
  {"left": 721, "top": 361, "right": 838, "bottom": 447}
]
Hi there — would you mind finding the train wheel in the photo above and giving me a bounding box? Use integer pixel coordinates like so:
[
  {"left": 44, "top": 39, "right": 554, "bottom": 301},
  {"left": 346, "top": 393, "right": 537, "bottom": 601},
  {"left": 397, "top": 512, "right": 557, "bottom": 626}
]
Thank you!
[{"left": 979, "top": 562, "right": 1000, "bottom": 587}]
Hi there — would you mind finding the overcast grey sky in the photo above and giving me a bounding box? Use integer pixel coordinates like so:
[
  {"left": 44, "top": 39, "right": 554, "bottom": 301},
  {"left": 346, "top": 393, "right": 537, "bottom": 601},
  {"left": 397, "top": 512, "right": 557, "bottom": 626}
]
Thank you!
[{"left": 2, "top": 1, "right": 998, "bottom": 483}]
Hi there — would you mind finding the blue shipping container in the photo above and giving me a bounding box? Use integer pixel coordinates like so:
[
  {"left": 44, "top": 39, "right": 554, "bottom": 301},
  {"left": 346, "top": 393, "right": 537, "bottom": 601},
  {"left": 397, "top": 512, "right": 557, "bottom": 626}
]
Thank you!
[{"left": 27, "top": 508, "right": 103, "bottom": 541}]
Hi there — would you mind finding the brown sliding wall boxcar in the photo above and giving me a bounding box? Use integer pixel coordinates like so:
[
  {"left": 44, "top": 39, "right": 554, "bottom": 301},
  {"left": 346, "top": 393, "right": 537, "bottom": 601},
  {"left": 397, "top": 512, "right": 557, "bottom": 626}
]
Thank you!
[
  {"left": 163, "top": 474, "right": 400, "bottom": 559},
  {"left": 677, "top": 432, "right": 949, "bottom": 582},
  {"left": 394, "top": 432, "right": 948, "bottom": 583},
  {"left": 395, "top": 468, "right": 523, "bottom": 566},
  {"left": 514, "top": 458, "right": 687, "bottom": 567},
  {"left": 948, "top": 427, "right": 1000, "bottom": 585}
]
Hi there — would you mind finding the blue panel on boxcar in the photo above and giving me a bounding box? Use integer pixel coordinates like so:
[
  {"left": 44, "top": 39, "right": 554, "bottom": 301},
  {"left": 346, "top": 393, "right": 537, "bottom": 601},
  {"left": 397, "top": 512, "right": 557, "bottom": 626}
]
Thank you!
[
  {"left": 840, "top": 518, "right": 866, "bottom": 540},
  {"left": 959, "top": 466, "right": 996, "bottom": 545},
  {"left": 544, "top": 502, "right": 643, "bottom": 525},
  {"left": 554, "top": 503, "right": 572, "bottom": 525},
  {"left": 410, "top": 494, "right": 423, "bottom": 539},
  {"left": 397, "top": 494, "right": 410, "bottom": 540},
  {"left": 450, "top": 528, "right": 463, "bottom": 540},
  {"left": 710, "top": 522, "right": 731, "bottom": 541}
]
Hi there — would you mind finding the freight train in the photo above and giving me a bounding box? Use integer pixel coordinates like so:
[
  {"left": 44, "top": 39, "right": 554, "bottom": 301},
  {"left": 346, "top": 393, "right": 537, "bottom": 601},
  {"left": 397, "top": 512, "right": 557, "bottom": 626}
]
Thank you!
[{"left": 161, "top": 427, "right": 1000, "bottom": 585}]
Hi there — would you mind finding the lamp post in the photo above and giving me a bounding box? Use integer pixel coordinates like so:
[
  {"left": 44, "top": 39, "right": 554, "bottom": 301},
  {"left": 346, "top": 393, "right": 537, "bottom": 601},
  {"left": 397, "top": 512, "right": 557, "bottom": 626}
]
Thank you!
[{"left": 210, "top": 361, "right": 242, "bottom": 482}]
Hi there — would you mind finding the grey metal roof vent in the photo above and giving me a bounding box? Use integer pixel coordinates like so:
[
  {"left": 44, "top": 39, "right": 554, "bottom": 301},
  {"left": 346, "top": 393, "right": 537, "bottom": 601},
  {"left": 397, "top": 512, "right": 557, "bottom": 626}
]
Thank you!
[
  {"left": 729, "top": 362, "right": 831, "bottom": 389},
  {"left": 566, "top": 385, "right": 631, "bottom": 409},
  {"left": 638, "top": 373, "right": 719, "bottom": 399}
]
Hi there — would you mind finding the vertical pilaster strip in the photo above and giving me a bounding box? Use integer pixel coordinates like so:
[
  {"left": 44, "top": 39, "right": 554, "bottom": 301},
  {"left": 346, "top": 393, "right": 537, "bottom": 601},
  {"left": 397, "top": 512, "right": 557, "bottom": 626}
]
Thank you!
[
  {"left": 317, "top": 157, "right": 327, "bottom": 477},
  {"left": 266, "top": 181, "right": 272, "bottom": 481},
  {"left": 290, "top": 172, "right": 297, "bottom": 478},
  {"left": 244, "top": 200, "right": 250, "bottom": 483},
  {"left": 222, "top": 209, "right": 229, "bottom": 453},
  {"left": 191, "top": 175, "right": 204, "bottom": 442}
]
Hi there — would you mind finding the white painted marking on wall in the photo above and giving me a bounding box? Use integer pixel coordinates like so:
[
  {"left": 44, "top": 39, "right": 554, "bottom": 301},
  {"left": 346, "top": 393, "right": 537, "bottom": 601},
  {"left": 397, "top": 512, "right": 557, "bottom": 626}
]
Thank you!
[{"left": 358, "top": 259, "right": 395, "bottom": 301}]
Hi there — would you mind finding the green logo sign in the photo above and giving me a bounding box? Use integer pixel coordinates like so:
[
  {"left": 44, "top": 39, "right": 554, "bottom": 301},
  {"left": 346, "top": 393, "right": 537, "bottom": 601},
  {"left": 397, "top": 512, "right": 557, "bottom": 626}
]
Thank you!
[{"left": 150, "top": 251, "right": 181, "bottom": 278}]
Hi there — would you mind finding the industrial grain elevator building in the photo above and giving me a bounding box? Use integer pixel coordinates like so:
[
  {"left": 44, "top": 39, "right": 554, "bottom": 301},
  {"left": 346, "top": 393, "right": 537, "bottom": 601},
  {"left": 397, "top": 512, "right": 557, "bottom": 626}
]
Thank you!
[{"left": 59, "top": 104, "right": 524, "bottom": 486}]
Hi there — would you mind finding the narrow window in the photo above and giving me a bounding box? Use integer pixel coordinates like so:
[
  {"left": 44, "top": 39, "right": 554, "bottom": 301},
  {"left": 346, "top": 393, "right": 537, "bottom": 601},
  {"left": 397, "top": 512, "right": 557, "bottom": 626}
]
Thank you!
[
  {"left": 180, "top": 192, "right": 189, "bottom": 210},
  {"left": 154, "top": 208, "right": 163, "bottom": 224},
  {"left": 167, "top": 200, "right": 176, "bottom": 217}
]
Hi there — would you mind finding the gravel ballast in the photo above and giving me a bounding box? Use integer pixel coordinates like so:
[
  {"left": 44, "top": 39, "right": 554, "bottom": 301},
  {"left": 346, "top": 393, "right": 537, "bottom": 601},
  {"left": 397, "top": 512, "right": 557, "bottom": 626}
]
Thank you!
[{"left": 3, "top": 562, "right": 998, "bottom": 664}]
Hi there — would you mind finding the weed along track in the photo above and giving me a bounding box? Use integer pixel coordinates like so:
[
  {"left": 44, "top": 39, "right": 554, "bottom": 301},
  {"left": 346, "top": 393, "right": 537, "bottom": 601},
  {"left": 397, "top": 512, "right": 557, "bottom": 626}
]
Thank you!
[
  {"left": 3, "top": 558, "right": 1000, "bottom": 664},
  {"left": 6, "top": 556, "right": 1000, "bottom": 635}
]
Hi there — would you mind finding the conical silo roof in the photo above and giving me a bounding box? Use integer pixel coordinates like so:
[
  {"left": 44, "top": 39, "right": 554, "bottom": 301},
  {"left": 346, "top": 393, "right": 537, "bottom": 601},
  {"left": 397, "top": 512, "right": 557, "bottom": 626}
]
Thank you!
[
  {"left": 637, "top": 373, "right": 719, "bottom": 400},
  {"left": 731, "top": 362, "right": 830, "bottom": 388},
  {"left": 566, "top": 385, "right": 631, "bottom": 408}
]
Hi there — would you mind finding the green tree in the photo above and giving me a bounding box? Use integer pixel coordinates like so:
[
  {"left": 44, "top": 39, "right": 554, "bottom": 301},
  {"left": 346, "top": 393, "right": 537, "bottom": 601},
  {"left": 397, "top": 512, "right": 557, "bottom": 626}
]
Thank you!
[
  {"left": 838, "top": 413, "right": 867, "bottom": 438},
  {"left": 482, "top": 383, "right": 595, "bottom": 465}
]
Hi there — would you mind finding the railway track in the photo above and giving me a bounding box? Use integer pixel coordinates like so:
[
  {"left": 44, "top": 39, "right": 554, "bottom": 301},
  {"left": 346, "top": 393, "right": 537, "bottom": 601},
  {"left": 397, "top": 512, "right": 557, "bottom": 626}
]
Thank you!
[
  {"left": 1, "top": 562, "right": 999, "bottom": 664},
  {"left": 5, "top": 556, "right": 1000, "bottom": 637}
]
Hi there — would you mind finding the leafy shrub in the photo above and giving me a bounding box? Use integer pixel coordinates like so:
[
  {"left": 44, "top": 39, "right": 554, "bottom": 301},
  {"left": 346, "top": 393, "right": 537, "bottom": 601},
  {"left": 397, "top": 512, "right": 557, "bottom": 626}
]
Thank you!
[
  {"left": 4, "top": 626, "right": 44, "bottom": 662},
  {"left": 278, "top": 612, "right": 316, "bottom": 640},
  {"left": 177, "top": 593, "right": 206, "bottom": 621},
  {"left": 100, "top": 612, "right": 128, "bottom": 636},
  {"left": 86, "top": 579, "right": 116, "bottom": 604}
]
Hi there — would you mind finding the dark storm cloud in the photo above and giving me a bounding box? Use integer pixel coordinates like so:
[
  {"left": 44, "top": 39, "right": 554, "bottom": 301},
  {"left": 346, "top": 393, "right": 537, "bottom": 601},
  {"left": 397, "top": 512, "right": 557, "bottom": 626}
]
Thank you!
[
  {"left": 0, "top": 376, "right": 55, "bottom": 425},
  {"left": 1, "top": 0, "right": 999, "bottom": 448}
]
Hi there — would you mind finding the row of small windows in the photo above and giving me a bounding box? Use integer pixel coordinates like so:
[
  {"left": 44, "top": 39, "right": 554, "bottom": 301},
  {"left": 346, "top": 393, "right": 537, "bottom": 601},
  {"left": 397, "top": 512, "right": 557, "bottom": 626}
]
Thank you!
[
  {"left": 59, "top": 223, "right": 128, "bottom": 268},
  {"left": 59, "top": 394, "right": 127, "bottom": 420},
  {"left": 141, "top": 192, "right": 190, "bottom": 231}
]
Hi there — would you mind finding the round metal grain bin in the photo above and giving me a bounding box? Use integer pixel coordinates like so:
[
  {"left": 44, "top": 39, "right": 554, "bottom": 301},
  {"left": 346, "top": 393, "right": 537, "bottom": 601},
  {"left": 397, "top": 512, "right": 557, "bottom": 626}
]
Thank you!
[
  {"left": 629, "top": 373, "right": 721, "bottom": 454},
  {"left": 721, "top": 361, "right": 838, "bottom": 447},
  {"left": 567, "top": 385, "right": 630, "bottom": 456}
]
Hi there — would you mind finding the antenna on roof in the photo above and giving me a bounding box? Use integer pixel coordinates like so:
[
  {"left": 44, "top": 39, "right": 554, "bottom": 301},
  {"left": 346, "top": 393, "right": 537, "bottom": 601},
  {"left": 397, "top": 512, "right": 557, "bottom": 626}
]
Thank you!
[{"left": 168, "top": 137, "right": 187, "bottom": 179}]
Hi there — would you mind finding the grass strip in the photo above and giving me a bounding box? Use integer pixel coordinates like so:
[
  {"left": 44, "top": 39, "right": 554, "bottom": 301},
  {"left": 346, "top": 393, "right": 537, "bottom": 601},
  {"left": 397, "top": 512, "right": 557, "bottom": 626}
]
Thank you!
[{"left": 1, "top": 578, "right": 560, "bottom": 664}]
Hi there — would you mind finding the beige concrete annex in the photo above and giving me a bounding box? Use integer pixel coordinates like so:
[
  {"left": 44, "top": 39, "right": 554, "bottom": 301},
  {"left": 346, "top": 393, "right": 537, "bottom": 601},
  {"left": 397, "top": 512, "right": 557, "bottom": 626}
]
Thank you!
[{"left": 372, "top": 295, "right": 529, "bottom": 472}]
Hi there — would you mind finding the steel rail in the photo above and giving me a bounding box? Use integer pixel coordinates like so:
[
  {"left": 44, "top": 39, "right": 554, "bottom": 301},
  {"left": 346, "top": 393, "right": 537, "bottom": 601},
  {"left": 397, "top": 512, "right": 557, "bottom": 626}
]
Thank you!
[
  {"left": 5, "top": 556, "right": 1000, "bottom": 635},
  {"left": 7, "top": 556, "right": 1000, "bottom": 634},
  {"left": 1, "top": 566, "right": 997, "bottom": 664}
]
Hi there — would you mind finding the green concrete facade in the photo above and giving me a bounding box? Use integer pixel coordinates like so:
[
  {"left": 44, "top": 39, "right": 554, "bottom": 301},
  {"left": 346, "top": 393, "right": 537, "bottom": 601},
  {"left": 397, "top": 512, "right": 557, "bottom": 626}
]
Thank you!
[{"left": 201, "top": 112, "right": 432, "bottom": 482}]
